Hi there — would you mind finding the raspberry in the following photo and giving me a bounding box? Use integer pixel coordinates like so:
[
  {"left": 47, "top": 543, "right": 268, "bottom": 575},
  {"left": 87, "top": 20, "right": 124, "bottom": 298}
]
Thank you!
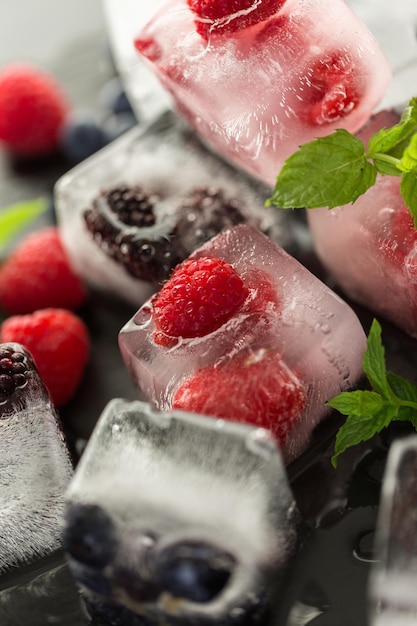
[
  {"left": 187, "top": 0, "right": 287, "bottom": 39},
  {"left": 303, "top": 52, "right": 360, "bottom": 126},
  {"left": 173, "top": 349, "right": 306, "bottom": 445},
  {"left": 0, "top": 309, "right": 90, "bottom": 407},
  {"left": 0, "top": 64, "right": 70, "bottom": 156},
  {"left": 152, "top": 257, "right": 248, "bottom": 346},
  {"left": 379, "top": 205, "right": 417, "bottom": 270},
  {"left": 0, "top": 226, "right": 87, "bottom": 315}
]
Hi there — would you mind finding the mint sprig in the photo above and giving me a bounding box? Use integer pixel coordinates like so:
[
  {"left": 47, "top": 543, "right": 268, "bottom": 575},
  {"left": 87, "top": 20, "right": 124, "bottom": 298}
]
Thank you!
[
  {"left": 330, "top": 319, "right": 417, "bottom": 467},
  {"left": 0, "top": 197, "right": 49, "bottom": 254},
  {"left": 267, "top": 96, "right": 417, "bottom": 227}
]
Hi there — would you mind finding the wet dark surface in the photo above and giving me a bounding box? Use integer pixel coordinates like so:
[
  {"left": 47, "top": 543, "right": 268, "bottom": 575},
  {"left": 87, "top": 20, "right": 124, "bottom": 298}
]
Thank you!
[{"left": 1, "top": 19, "right": 417, "bottom": 626}]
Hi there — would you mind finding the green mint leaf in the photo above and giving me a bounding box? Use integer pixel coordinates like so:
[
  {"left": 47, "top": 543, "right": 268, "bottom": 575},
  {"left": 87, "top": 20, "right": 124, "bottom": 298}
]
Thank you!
[
  {"left": 331, "top": 407, "right": 395, "bottom": 467},
  {"left": 0, "top": 197, "right": 49, "bottom": 253},
  {"left": 398, "top": 132, "right": 417, "bottom": 173},
  {"left": 369, "top": 154, "right": 402, "bottom": 177},
  {"left": 400, "top": 170, "right": 417, "bottom": 228},
  {"left": 386, "top": 371, "right": 417, "bottom": 428},
  {"left": 362, "top": 319, "right": 391, "bottom": 397},
  {"left": 327, "top": 389, "right": 385, "bottom": 417},
  {"left": 267, "top": 129, "right": 377, "bottom": 210},
  {"left": 368, "top": 97, "right": 417, "bottom": 159}
]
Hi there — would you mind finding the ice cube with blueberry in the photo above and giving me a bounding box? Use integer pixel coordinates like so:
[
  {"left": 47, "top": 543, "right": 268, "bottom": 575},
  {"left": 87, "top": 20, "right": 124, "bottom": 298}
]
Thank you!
[
  {"left": 306, "top": 107, "right": 417, "bottom": 339},
  {"left": 133, "top": 0, "right": 391, "bottom": 186},
  {"left": 55, "top": 110, "right": 291, "bottom": 307},
  {"left": 0, "top": 343, "right": 73, "bottom": 573},
  {"left": 368, "top": 434, "right": 417, "bottom": 625},
  {"left": 119, "top": 224, "right": 367, "bottom": 463},
  {"left": 63, "top": 398, "right": 300, "bottom": 626}
]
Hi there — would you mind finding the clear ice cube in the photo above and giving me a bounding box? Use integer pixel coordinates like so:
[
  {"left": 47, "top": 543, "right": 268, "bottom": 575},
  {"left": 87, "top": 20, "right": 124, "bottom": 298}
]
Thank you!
[
  {"left": 55, "top": 110, "right": 292, "bottom": 307},
  {"left": 119, "top": 224, "right": 366, "bottom": 463},
  {"left": 133, "top": 0, "right": 391, "bottom": 186},
  {"left": 368, "top": 435, "right": 417, "bottom": 625},
  {"left": 0, "top": 343, "right": 73, "bottom": 573},
  {"left": 63, "top": 398, "right": 300, "bottom": 625},
  {"left": 306, "top": 107, "right": 417, "bottom": 338}
]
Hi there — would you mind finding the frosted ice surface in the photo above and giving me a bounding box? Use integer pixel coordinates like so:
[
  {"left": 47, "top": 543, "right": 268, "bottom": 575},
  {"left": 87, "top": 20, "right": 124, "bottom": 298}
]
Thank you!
[
  {"left": 368, "top": 435, "right": 417, "bottom": 626},
  {"left": 55, "top": 110, "right": 292, "bottom": 307},
  {"left": 0, "top": 343, "right": 73, "bottom": 573},
  {"left": 64, "top": 398, "right": 299, "bottom": 625},
  {"left": 307, "top": 108, "right": 417, "bottom": 339},
  {"left": 119, "top": 224, "right": 367, "bottom": 463},
  {"left": 133, "top": 0, "right": 391, "bottom": 185}
]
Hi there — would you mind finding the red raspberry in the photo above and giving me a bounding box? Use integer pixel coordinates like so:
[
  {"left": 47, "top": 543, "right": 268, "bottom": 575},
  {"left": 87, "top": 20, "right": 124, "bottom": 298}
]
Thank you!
[
  {"left": 379, "top": 205, "right": 417, "bottom": 268},
  {"left": 0, "top": 309, "right": 90, "bottom": 407},
  {"left": 187, "top": 0, "right": 287, "bottom": 39},
  {"left": 173, "top": 348, "right": 306, "bottom": 445},
  {"left": 0, "top": 64, "right": 70, "bottom": 156},
  {"left": 303, "top": 52, "right": 359, "bottom": 126},
  {"left": 153, "top": 256, "right": 248, "bottom": 346},
  {"left": 0, "top": 226, "right": 87, "bottom": 315}
]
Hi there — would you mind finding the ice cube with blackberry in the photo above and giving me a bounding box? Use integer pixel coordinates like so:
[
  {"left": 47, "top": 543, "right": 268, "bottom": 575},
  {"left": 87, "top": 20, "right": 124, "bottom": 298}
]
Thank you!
[
  {"left": 63, "top": 398, "right": 300, "bottom": 626},
  {"left": 0, "top": 343, "right": 73, "bottom": 573},
  {"left": 56, "top": 110, "right": 292, "bottom": 307},
  {"left": 119, "top": 224, "right": 367, "bottom": 463}
]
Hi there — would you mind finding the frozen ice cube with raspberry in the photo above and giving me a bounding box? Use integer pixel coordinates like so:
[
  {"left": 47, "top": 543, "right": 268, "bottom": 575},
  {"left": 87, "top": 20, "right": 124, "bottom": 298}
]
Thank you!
[
  {"left": 0, "top": 343, "right": 73, "bottom": 573},
  {"left": 133, "top": 0, "right": 391, "bottom": 185},
  {"left": 64, "top": 398, "right": 300, "bottom": 626},
  {"left": 119, "top": 224, "right": 366, "bottom": 463},
  {"left": 368, "top": 435, "right": 417, "bottom": 625},
  {"left": 56, "top": 111, "right": 291, "bottom": 306},
  {"left": 306, "top": 107, "right": 417, "bottom": 339}
]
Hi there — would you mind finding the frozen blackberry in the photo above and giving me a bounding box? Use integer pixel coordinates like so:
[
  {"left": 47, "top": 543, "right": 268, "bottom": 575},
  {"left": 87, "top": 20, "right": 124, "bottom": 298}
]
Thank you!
[
  {"left": 0, "top": 345, "right": 28, "bottom": 398},
  {"left": 174, "top": 186, "right": 247, "bottom": 255},
  {"left": 83, "top": 184, "right": 180, "bottom": 283}
]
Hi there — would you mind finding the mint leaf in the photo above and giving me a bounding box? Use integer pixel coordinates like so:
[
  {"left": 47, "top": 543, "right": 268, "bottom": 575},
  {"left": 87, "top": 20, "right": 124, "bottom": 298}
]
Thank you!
[
  {"left": 400, "top": 170, "right": 417, "bottom": 227},
  {"left": 362, "top": 319, "right": 390, "bottom": 397},
  {"left": 330, "top": 319, "right": 417, "bottom": 466},
  {"left": 398, "top": 132, "right": 417, "bottom": 172},
  {"left": 368, "top": 98, "right": 417, "bottom": 159},
  {"left": 331, "top": 408, "right": 394, "bottom": 467},
  {"left": 0, "top": 197, "right": 49, "bottom": 253},
  {"left": 267, "top": 130, "right": 377, "bottom": 210}
]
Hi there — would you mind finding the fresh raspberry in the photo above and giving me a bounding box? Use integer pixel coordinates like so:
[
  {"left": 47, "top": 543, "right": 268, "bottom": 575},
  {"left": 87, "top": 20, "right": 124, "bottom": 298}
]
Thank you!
[
  {"left": 173, "top": 348, "right": 306, "bottom": 445},
  {"left": 152, "top": 257, "right": 248, "bottom": 346},
  {"left": 187, "top": 0, "right": 287, "bottom": 39},
  {"left": 0, "top": 64, "right": 70, "bottom": 156},
  {"left": 0, "top": 226, "right": 87, "bottom": 315},
  {"left": 303, "top": 52, "right": 360, "bottom": 126},
  {"left": 0, "top": 309, "right": 90, "bottom": 406}
]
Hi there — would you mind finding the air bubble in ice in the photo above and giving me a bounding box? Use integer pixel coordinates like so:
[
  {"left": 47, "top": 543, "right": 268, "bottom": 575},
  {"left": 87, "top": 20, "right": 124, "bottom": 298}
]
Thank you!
[
  {"left": 247, "top": 428, "right": 277, "bottom": 460},
  {"left": 353, "top": 530, "right": 378, "bottom": 563},
  {"left": 133, "top": 306, "right": 152, "bottom": 328},
  {"left": 182, "top": 31, "right": 210, "bottom": 60}
]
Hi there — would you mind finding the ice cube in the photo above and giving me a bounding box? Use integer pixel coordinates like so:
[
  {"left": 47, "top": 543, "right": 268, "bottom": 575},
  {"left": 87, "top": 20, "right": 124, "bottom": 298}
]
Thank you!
[
  {"left": 0, "top": 343, "right": 73, "bottom": 573},
  {"left": 368, "top": 434, "right": 417, "bottom": 625},
  {"left": 63, "top": 398, "right": 300, "bottom": 625},
  {"left": 55, "top": 110, "right": 292, "bottom": 307},
  {"left": 119, "top": 224, "right": 366, "bottom": 463},
  {"left": 133, "top": 0, "right": 391, "bottom": 186},
  {"left": 306, "top": 107, "right": 417, "bottom": 339}
]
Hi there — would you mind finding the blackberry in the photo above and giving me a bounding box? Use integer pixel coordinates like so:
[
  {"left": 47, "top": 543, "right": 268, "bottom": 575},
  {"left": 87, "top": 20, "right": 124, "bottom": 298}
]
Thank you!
[
  {"left": 174, "top": 186, "right": 247, "bottom": 255},
  {"left": 0, "top": 346, "right": 28, "bottom": 398},
  {"left": 83, "top": 184, "right": 180, "bottom": 283}
]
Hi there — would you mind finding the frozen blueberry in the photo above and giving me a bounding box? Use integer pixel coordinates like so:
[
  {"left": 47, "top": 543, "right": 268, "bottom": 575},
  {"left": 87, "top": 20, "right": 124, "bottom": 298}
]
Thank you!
[
  {"left": 63, "top": 504, "right": 117, "bottom": 569},
  {"left": 60, "top": 113, "right": 109, "bottom": 163},
  {"left": 99, "top": 76, "right": 135, "bottom": 116}
]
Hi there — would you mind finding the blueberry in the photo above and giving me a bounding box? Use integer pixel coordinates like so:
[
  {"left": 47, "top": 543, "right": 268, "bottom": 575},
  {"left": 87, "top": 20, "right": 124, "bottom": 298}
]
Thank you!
[
  {"left": 63, "top": 504, "right": 117, "bottom": 569},
  {"left": 154, "top": 541, "right": 235, "bottom": 603},
  {"left": 60, "top": 113, "right": 109, "bottom": 163},
  {"left": 99, "top": 76, "right": 135, "bottom": 116}
]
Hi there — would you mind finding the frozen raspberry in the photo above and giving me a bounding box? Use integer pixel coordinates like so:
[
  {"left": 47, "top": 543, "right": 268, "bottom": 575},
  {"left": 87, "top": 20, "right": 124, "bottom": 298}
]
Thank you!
[
  {"left": 379, "top": 205, "right": 417, "bottom": 268},
  {"left": 303, "top": 52, "right": 360, "bottom": 126},
  {"left": 0, "top": 309, "right": 90, "bottom": 407},
  {"left": 84, "top": 184, "right": 181, "bottom": 284},
  {"left": 173, "top": 348, "right": 306, "bottom": 445},
  {"left": 153, "top": 257, "right": 248, "bottom": 346},
  {"left": 0, "top": 64, "right": 70, "bottom": 156},
  {"left": 187, "top": 0, "right": 287, "bottom": 39},
  {"left": 0, "top": 226, "right": 87, "bottom": 315}
]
